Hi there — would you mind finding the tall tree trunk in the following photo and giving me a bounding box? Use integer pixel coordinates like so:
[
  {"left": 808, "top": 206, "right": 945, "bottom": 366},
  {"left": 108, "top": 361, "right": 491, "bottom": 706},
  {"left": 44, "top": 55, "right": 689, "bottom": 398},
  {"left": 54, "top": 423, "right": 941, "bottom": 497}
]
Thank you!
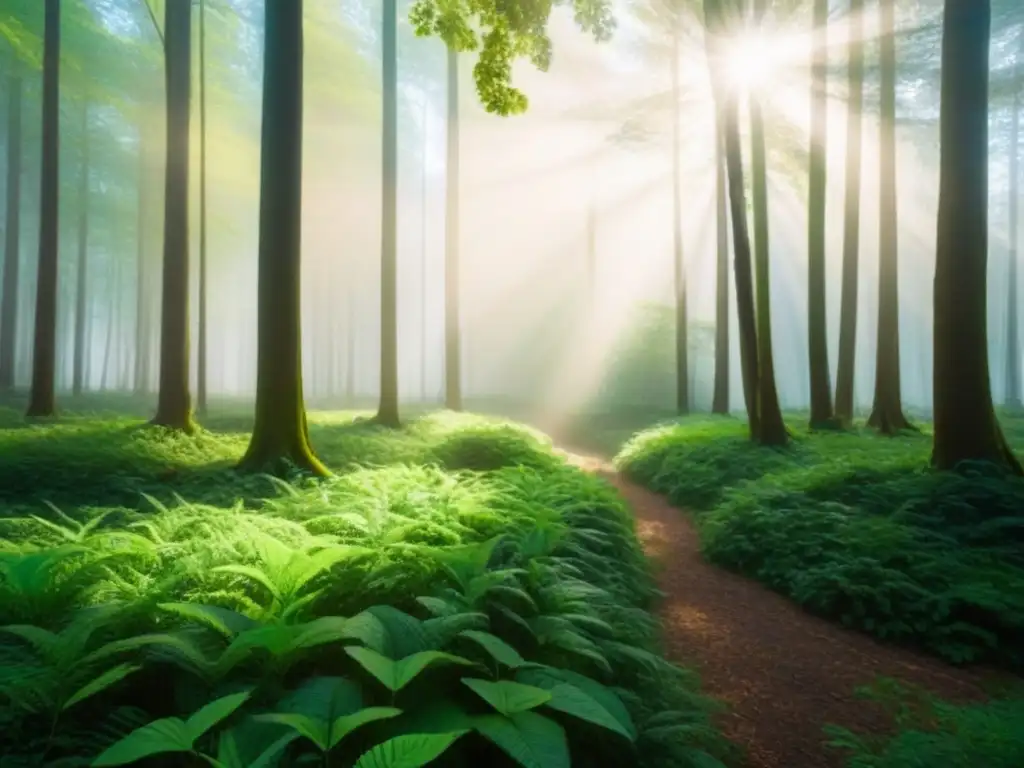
[
  {"left": 133, "top": 127, "right": 150, "bottom": 394},
  {"left": 711, "top": 105, "right": 730, "bottom": 414},
  {"left": 238, "top": 0, "right": 326, "bottom": 475},
  {"left": 445, "top": 47, "right": 462, "bottom": 411},
  {"left": 1005, "top": 29, "right": 1022, "bottom": 409},
  {"left": 867, "top": 0, "right": 911, "bottom": 433},
  {"left": 73, "top": 100, "right": 90, "bottom": 396},
  {"left": 671, "top": 18, "right": 689, "bottom": 414},
  {"left": 376, "top": 0, "right": 400, "bottom": 427},
  {"left": 749, "top": 0, "right": 788, "bottom": 445},
  {"left": 101, "top": 258, "right": 116, "bottom": 390},
  {"left": 152, "top": 0, "right": 194, "bottom": 431},
  {"left": 0, "top": 72, "right": 22, "bottom": 392},
  {"left": 932, "top": 0, "right": 1020, "bottom": 472},
  {"left": 421, "top": 97, "right": 429, "bottom": 402},
  {"left": 26, "top": 0, "right": 61, "bottom": 419},
  {"left": 807, "top": 0, "right": 833, "bottom": 427},
  {"left": 835, "top": 0, "right": 865, "bottom": 424},
  {"left": 197, "top": 0, "right": 209, "bottom": 416}
]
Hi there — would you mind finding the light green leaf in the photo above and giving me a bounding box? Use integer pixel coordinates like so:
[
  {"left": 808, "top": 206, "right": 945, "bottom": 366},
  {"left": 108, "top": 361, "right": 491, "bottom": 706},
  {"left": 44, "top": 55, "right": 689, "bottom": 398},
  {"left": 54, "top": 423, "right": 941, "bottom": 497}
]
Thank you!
[
  {"left": 462, "top": 679, "right": 551, "bottom": 716},
  {"left": 216, "top": 722, "right": 299, "bottom": 768},
  {"left": 92, "top": 719, "right": 193, "bottom": 766},
  {"left": 472, "top": 712, "right": 570, "bottom": 768},
  {"left": 353, "top": 731, "right": 468, "bottom": 768},
  {"left": 516, "top": 667, "right": 636, "bottom": 741},
  {"left": 157, "top": 602, "right": 258, "bottom": 638},
  {"left": 458, "top": 630, "right": 526, "bottom": 669},
  {"left": 64, "top": 663, "right": 141, "bottom": 710},
  {"left": 213, "top": 564, "right": 281, "bottom": 600},
  {"left": 254, "top": 713, "right": 328, "bottom": 752},
  {"left": 345, "top": 647, "right": 475, "bottom": 692},
  {"left": 543, "top": 684, "right": 635, "bottom": 742},
  {"left": 185, "top": 691, "right": 252, "bottom": 743},
  {"left": 328, "top": 707, "right": 404, "bottom": 749}
]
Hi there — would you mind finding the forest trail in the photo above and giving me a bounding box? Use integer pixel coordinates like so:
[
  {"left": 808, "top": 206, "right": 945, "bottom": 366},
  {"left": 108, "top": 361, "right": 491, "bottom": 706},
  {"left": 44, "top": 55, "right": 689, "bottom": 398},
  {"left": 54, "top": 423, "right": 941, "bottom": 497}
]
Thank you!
[{"left": 556, "top": 447, "right": 1003, "bottom": 768}]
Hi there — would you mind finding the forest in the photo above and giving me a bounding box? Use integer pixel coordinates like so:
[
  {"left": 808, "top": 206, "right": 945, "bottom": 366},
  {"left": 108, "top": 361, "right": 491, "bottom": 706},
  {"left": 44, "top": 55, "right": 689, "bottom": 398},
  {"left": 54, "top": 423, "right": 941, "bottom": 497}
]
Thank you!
[{"left": 0, "top": 0, "right": 1023, "bottom": 766}]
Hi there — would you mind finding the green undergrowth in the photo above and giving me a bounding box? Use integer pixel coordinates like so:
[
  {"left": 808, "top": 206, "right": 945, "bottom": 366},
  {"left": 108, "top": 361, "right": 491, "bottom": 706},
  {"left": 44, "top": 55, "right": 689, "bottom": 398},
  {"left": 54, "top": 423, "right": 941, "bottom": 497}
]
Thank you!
[
  {"left": 615, "top": 413, "right": 1024, "bottom": 669},
  {"left": 0, "top": 408, "right": 731, "bottom": 767},
  {"left": 825, "top": 678, "right": 1024, "bottom": 767}
]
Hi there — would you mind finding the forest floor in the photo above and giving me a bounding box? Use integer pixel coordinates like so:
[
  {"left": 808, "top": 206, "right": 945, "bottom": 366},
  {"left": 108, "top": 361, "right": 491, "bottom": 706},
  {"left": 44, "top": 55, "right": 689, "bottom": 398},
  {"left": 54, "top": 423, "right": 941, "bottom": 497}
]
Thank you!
[{"left": 557, "top": 446, "right": 1007, "bottom": 768}]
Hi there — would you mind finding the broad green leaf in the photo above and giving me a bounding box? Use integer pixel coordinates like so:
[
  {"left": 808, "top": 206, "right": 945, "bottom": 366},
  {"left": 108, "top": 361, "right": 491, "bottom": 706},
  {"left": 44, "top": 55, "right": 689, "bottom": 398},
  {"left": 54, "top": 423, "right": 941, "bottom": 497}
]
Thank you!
[
  {"left": 213, "top": 564, "right": 281, "bottom": 600},
  {"left": 92, "top": 719, "right": 193, "bottom": 766},
  {"left": 64, "top": 663, "right": 141, "bottom": 710},
  {"left": 543, "top": 684, "right": 635, "bottom": 742},
  {"left": 216, "top": 722, "right": 299, "bottom": 768},
  {"left": 345, "top": 647, "right": 474, "bottom": 692},
  {"left": 516, "top": 668, "right": 636, "bottom": 740},
  {"left": 341, "top": 611, "right": 390, "bottom": 653},
  {"left": 185, "top": 691, "right": 252, "bottom": 742},
  {"left": 458, "top": 630, "right": 526, "bottom": 669},
  {"left": 462, "top": 679, "right": 551, "bottom": 716},
  {"left": 275, "top": 676, "right": 364, "bottom": 720},
  {"left": 353, "top": 731, "right": 468, "bottom": 768},
  {"left": 157, "top": 603, "right": 258, "bottom": 638},
  {"left": 472, "top": 712, "right": 570, "bottom": 768},
  {"left": 328, "top": 707, "right": 404, "bottom": 749},
  {"left": 255, "top": 714, "right": 328, "bottom": 751}
]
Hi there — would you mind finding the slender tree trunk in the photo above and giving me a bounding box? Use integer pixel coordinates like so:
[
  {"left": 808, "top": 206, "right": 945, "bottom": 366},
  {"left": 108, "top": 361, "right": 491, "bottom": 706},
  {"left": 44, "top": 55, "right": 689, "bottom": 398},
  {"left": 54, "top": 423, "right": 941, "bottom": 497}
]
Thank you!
[
  {"left": 27, "top": 0, "right": 61, "bottom": 419},
  {"left": 0, "top": 72, "right": 23, "bottom": 392},
  {"left": 101, "top": 258, "right": 116, "bottom": 390},
  {"left": 152, "top": 0, "right": 194, "bottom": 431},
  {"left": 197, "top": 0, "right": 209, "bottom": 416},
  {"left": 671, "top": 19, "right": 689, "bottom": 414},
  {"left": 445, "top": 46, "right": 462, "bottom": 411},
  {"left": 807, "top": 0, "right": 834, "bottom": 427},
  {"left": 421, "top": 97, "right": 429, "bottom": 402},
  {"left": 239, "top": 0, "right": 326, "bottom": 475},
  {"left": 376, "top": 0, "right": 400, "bottom": 427},
  {"left": 749, "top": 0, "right": 787, "bottom": 445},
  {"left": 835, "top": 0, "right": 865, "bottom": 425},
  {"left": 868, "top": 0, "right": 911, "bottom": 433},
  {"left": 711, "top": 105, "right": 730, "bottom": 414},
  {"left": 932, "top": 0, "right": 1020, "bottom": 472},
  {"left": 1005, "top": 29, "right": 1022, "bottom": 409},
  {"left": 134, "top": 127, "right": 150, "bottom": 394},
  {"left": 73, "top": 100, "right": 90, "bottom": 396}
]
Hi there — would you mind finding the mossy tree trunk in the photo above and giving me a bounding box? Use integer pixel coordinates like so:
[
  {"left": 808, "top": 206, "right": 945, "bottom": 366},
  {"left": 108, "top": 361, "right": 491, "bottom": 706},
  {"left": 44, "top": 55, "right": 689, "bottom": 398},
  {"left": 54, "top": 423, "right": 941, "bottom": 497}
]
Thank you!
[
  {"left": 197, "top": 0, "right": 209, "bottom": 416},
  {"left": 151, "top": 0, "right": 194, "bottom": 432},
  {"left": 807, "top": 0, "right": 834, "bottom": 428},
  {"left": 867, "top": 0, "right": 911, "bottom": 434},
  {"left": 671, "top": 17, "right": 689, "bottom": 415},
  {"left": 747, "top": 0, "right": 788, "bottom": 446},
  {"left": 712, "top": 105, "right": 730, "bottom": 415},
  {"left": 835, "top": 0, "right": 864, "bottom": 425},
  {"left": 133, "top": 124, "right": 151, "bottom": 394},
  {"left": 377, "top": 0, "right": 400, "bottom": 427},
  {"left": 445, "top": 46, "right": 462, "bottom": 412},
  {"left": 26, "top": 0, "right": 61, "bottom": 419},
  {"left": 238, "top": 0, "right": 327, "bottom": 477},
  {"left": 73, "top": 100, "right": 90, "bottom": 397},
  {"left": 1005, "top": 28, "right": 1022, "bottom": 409},
  {"left": 0, "top": 71, "right": 23, "bottom": 393},
  {"left": 931, "top": 0, "right": 1021, "bottom": 473}
]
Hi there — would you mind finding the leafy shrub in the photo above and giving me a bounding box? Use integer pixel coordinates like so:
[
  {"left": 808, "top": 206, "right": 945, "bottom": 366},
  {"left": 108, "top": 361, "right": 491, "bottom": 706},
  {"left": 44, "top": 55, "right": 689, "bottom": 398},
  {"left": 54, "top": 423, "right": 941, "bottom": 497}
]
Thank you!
[
  {"left": 615, "top": 415, "right": 1024, "bottom": 668},
  {"left": 0, "top": 410, "right": 731, "bottom": 767}
]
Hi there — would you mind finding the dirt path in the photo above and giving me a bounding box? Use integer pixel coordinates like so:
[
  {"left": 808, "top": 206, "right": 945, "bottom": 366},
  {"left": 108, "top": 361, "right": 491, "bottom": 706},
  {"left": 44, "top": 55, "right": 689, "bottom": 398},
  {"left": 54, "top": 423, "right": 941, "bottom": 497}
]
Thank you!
[{"left": 559, "top": 449, "right": 1003, "bottom": 768}]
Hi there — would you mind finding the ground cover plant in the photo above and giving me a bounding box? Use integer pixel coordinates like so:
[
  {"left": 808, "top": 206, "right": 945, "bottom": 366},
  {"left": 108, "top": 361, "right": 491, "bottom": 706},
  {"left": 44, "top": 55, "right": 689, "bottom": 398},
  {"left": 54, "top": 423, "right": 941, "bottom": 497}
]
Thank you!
[{"left": 0, "top": 406, "right": 730, "bottom": 768}]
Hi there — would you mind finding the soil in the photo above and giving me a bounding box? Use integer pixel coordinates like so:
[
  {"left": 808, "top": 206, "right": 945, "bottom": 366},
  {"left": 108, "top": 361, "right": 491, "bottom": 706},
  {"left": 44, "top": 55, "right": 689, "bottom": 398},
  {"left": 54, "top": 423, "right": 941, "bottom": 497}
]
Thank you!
[{"left": 558, "top": 448, "right": 1009, "bottom": 768}]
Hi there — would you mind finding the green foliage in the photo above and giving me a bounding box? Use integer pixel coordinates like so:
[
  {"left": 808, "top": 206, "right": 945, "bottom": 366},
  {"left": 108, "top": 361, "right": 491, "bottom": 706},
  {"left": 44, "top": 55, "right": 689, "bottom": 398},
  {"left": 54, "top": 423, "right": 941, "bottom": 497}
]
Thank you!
[
  {"left": 824, "top": 679, "right": 1024, "bottom": 768},
  {"left": 408, "top": 0, "right": 615, "bottom": 115},
  {"left": 0, "top": 407, "right": 730, "bottom": 767},
  {"left": 615, "top": 414, "right": 1024, "bottom": 669}
]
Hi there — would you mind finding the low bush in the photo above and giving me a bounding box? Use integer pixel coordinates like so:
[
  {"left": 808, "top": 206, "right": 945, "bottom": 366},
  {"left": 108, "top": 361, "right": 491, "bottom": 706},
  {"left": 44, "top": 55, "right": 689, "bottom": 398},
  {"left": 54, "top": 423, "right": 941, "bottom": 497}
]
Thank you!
[
  {"left": 615, "top": 414, "right": 1024, "bottom": 668},
  {"left": 0, "top": 410, "right": 731, "bottom": 767}
]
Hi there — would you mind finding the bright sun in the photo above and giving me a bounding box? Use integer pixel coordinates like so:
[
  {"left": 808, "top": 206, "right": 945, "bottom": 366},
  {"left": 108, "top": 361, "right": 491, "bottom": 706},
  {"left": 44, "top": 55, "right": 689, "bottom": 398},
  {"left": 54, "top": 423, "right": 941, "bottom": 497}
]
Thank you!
[{"left": 725, "top": 35, "right": 778, "bottom": 92}]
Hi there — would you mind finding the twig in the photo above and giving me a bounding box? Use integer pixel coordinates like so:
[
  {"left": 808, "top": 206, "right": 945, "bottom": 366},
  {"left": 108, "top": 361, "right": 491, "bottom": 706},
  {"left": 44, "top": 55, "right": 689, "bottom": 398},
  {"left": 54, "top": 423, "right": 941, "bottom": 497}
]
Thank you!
[{"left": 140, "top": 0, "right": 164, "bottom": 47}]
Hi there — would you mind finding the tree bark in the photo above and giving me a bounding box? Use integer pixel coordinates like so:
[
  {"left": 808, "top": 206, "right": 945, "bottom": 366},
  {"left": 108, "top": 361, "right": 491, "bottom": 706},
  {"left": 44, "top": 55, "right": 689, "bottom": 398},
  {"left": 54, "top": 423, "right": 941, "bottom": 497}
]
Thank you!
[
  {"left": 445, "top": 46, "right": 462, "bottom": 412},
  {"left": 0, "top": 72, "right": 23, "bottom": 392},
  {"left": 238, "top": 0, "right": 326, "bottom": 476},
  {"left": 1005, "top": 28, "right": 1022, "bottom": 408},
  {"left": 807, "top": 0, "right": 834, "bottom": 427},
  {"left": 151, "top": 0, "right": 194, "bottom": 432},
  {"left": 197, "top": 0, "right": 209, "bottom": 416},
  {"left": 134, "top": 126, "right": 150, "bottom": 394},
  {"left": 671, "top": 18, "right": 689, "bottom": 414},
  {"left": 421, "top": 97, "right": 429, "bottom": 402},
  {"left": 711, "top": 104, "right": 730, "bottom": 414},
  {"left": 376, "top": 0, "right": 400, "bottom": 427},
  {"left": 26, "top": 0, "right": 61, "bottom": 419},
  {"left": 867, "top": 0, "right": 911, "bottom": 434},
  {"left": 835, "top": 0, "right": 864, "bottom": 425},
  {"left": 73, "top": 100, "right": 90, "bottom": 396},
  {"left": 931, "top": 0, "right": 1021, "bottom": 473}
]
